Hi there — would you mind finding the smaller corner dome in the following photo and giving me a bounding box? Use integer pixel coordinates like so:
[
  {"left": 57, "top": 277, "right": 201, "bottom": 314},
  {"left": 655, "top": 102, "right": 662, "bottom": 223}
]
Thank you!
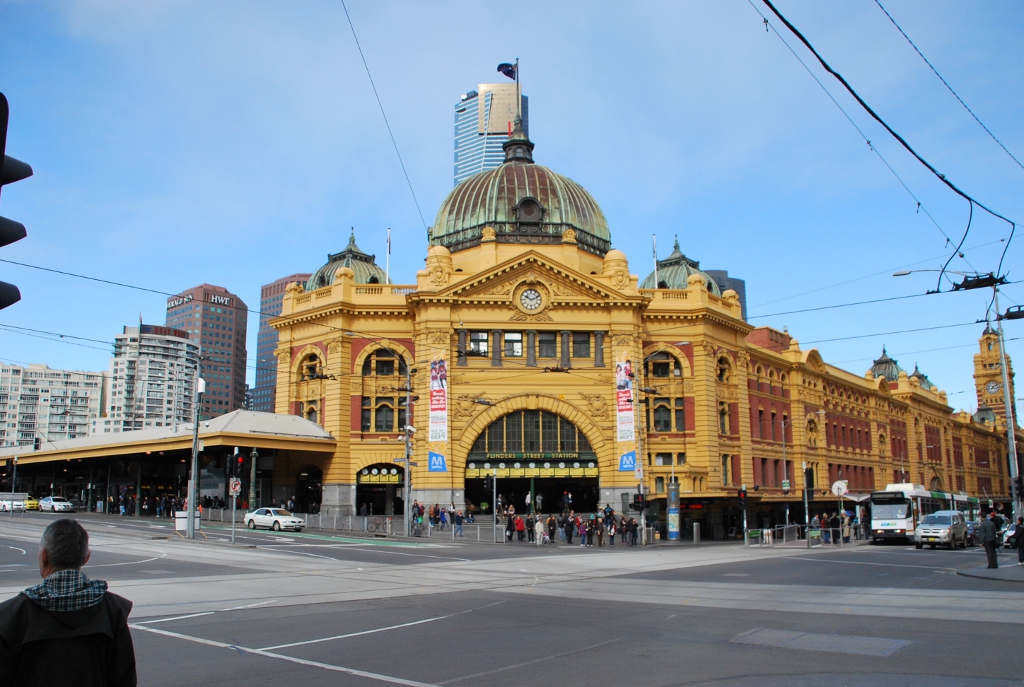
[
  {"left": 909, "top": 364, "right": 935, "bottom": 391},
  {"left": 869, "top": 346, "right": 904, "bottom": 382},
  {"left": 641, "top": 236, "right": 721, "bottom": 295},
  {"left": 306, "top": 230, "right": 389, "bottom": 290},
  {"left": 974, "top": 404, "right": 997, "bottom": 424}
]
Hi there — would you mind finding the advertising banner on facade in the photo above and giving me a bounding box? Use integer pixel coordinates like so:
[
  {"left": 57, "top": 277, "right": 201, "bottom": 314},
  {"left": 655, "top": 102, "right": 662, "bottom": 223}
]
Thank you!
[
  {"left": 429, "top": 352, "right": 448, "bottom": 443},
  {"left": 615, "top": 356, "right": 634, "bottom": 443}
]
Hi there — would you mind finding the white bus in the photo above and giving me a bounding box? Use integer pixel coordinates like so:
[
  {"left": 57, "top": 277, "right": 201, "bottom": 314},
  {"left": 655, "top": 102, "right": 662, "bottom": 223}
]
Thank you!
[{"left": 869, "top": 484, "right": 980, "bottom": 543}]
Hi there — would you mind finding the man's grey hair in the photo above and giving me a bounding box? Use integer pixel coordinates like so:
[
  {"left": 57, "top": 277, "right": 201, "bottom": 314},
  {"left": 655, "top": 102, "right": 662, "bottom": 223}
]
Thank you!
[{"left": 41, "top": 519, "right": 90, "bottom": 570}]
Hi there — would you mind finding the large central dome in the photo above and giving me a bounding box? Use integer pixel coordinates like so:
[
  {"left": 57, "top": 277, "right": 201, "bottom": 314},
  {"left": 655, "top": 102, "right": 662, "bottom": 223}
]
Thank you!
[{"left": 431, "top": 118, "right": 611, "bottom": 256}]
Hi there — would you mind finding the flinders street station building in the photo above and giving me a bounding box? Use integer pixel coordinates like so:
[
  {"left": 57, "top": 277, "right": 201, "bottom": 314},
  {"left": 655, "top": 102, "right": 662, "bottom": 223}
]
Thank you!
[
  {"left": 2, "top": 119, "right": 1018, "bottom": 537},
  {"left": 270, "top": 118, "right": 1020, "bottom": 534}
]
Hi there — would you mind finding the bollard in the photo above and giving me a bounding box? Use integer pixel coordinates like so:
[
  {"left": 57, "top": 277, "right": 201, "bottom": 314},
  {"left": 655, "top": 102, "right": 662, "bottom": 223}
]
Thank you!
[{"left": 693, "top": 522, "right": 700, "bottom": 544}]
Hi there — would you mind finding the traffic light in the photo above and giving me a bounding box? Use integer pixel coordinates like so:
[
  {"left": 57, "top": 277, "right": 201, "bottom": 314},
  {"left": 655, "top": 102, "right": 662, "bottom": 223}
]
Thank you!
[
  {"left": 738, "top": 487, "right": 747, "bottom": 509},
  {"left": 0, "top": 92, "right": 33, "bottom": 311},
  {"left": 632, "top": 493, "right": 645, "bottom": 511},
  {"left": 235, "top": 453, "right": 246, "bottom": 476},
  {"left": 483, "top": 474, "right": 493, "bottom": 492},
  {"left": 1012, "top": 475, "right": 1023, "bottom": 499}
]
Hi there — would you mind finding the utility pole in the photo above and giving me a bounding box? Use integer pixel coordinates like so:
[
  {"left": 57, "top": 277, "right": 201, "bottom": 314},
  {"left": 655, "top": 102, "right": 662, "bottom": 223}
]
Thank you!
[
  {"left": 993, "top": 288, "right": 1020, "bottom": 521},
  {"left": 186, "top": 373, "right": 205, "bottom": 539},
  {"left": 249, "top": 447, "right": 258, "bottom": 510}
]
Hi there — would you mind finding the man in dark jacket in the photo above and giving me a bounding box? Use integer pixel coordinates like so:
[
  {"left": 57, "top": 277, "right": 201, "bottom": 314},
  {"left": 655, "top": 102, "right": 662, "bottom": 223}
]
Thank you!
[
  {"left": 0, "top": 519, "right": 136, "bottom": 686},
  {"left": 1015, "top": 516, "right": 1024, "bottom": 566},
  {"left": 980, "top": 511, "right": 999, "bottom": 569}
]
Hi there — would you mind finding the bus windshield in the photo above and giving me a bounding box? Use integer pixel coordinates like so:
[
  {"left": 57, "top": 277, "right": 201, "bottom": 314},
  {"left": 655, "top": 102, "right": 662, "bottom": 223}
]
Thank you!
[{"left": 872, "top": 503, "right": 910, "bottom": 519}]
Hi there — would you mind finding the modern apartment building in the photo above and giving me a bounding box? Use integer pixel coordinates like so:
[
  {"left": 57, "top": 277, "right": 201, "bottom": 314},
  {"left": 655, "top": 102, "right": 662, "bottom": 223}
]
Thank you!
[
  {"left": 165, "top": 284, "right": 248, "bottom": 419},
  {"left": 0, "top": 363, "right": 106, "bottom": 448},
  {"left": 92, "top": 324, "right": 200, "bottom": 434},
  {"left": 454, "top": 82, "right": 528, "bottom": 186},
  {"left": 252, "top": 273, "right": 310, "bottom": 413}
]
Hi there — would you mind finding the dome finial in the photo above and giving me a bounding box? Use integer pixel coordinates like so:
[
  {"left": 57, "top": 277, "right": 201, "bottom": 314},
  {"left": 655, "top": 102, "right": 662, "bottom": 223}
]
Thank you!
[
  {"left": 503, "top": 114, "right": 534, "bottom": 163},
  {"left": 349, "top": 227, "right": 356, "bottom": 245},
  {"left": 673, "top": 235, "right": 680, "bottom": 251}
]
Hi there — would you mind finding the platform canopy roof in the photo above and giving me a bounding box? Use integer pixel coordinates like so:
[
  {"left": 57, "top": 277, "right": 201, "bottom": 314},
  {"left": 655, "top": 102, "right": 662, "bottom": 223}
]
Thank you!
[{"left": 0, "top": 410, "right": 336, "bottom": 465}]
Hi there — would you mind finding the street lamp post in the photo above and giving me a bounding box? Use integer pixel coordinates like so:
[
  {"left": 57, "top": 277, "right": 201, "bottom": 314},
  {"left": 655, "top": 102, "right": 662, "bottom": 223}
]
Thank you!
[
  {"left": 249, "top": 447, "right": 258, "bottom": 510},
  {"left": 186, "top": 376, "right": 206, "bottom": 539}
]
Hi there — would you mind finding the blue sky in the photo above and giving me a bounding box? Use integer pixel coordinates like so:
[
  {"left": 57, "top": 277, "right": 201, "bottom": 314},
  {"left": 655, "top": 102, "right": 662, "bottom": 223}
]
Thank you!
[{"left": 1, "top": 1, "right": 1022, "bottom": 411}]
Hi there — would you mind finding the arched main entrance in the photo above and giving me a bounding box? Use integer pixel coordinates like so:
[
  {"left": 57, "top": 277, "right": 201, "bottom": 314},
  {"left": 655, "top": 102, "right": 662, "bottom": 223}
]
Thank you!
[
  {"left": 464, "top": 410, "right": 599, "bottom": 515},
  {"left": 356, "top": 464, "right": 405, "bottom": 516}
]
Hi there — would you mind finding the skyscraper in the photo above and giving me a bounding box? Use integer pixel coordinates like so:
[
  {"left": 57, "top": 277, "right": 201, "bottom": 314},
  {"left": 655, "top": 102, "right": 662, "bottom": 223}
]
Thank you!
[
  {"left": 92, "top": 325, "right": 199, "bottom": 434},
  {"left": 164, "top": 284, "right": 248, "bottom": 420},
  {"left": 0, "top": 363, "right": 106, "bottom": 446},
  {"left": 453, "top": 82, "right": 528, "bottom": 186},
  {"left": 252, "top": 273, "right": 310, "bottom": 413}
]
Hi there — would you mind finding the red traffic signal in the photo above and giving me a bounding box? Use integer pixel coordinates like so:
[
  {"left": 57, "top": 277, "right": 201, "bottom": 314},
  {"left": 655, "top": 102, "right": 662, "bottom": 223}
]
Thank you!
[{"left": 738, "top": 487, "right": 747, "bottom": 508}]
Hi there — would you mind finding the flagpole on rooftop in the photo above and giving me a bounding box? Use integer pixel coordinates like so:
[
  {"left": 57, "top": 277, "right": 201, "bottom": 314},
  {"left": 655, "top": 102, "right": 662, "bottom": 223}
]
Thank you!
[
  {"left": 653, "top": 235, "right": 658, "bottom": 289},
  {"left": 516, "top": 57, "right": 521, "bottom": 120},
  {"left": 386, "top": 227, "right": 391, "bottom": 284}
]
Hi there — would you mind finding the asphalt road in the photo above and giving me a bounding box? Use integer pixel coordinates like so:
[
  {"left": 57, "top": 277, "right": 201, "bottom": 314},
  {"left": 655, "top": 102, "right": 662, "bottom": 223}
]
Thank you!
[{"left": 2, "top": 513, "right": 1022, "bottom": 686}]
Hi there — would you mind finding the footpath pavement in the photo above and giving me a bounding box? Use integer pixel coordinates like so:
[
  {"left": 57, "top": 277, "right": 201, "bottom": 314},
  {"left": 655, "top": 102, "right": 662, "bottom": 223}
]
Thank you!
[{"left": 957, "top": 552, "right": 1024, "bottom": 583}]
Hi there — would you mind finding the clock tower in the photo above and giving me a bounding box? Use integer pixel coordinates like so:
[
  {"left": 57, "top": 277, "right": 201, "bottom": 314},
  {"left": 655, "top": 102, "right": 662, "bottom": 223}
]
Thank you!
[{"left": 974, "top": 325, "right": 1016, "bottom": 424}]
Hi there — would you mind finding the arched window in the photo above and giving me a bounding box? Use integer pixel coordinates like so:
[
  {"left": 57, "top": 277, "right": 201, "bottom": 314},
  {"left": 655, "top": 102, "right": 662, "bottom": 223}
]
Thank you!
[
  {"left": 644, "top": 351, "right": 682, "bottom": 379},
  {"left": 470, "top": 411, "right": 591, "bottom": 455},
  {"left": 807, "top": 418, "right": 818, "bottom": 447},
  {"left": 362, "top": 349, "right": 409, "bottom": 377},
  {"left": 302, "top": 354, "right": 322, "bottom": 380}
]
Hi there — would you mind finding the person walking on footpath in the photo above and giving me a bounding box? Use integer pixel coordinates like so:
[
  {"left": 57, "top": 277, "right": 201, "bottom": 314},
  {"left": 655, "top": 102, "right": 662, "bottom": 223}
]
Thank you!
[
  {"left": 0, "top": 519, "right": 137, "bottom": 686},
  {"left": 526, "top": 514, "right": 536, "bottom": 543},
  {"left": 563, "top": 512, "right": 574, "bottom": 545},
  {"left": 980, "top": 510, "right": 999, "bottom": 568},
  {"left": 453, "top": 510, "right": 464, "bottom": 537},
  {"left": 547, "top": 515, "right": 557, "bottom": 544},
  {"left": 534, "top": 516, "right": 544, "bottom": 545}
]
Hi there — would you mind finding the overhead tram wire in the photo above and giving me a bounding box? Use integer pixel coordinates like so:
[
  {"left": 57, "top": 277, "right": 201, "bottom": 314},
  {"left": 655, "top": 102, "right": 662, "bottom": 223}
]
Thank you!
[
  {"left": 831, "top": 337, "right": 1021, "bottom": 366},
  {"left": 873, "top": 0, "right": 1024, "bottom": 173},
  {"left": 802, "top": 321, "right": 977, "bottom": 346},
  {"left": 756, "top": 0, "right": 1018, "bottom": 289},
  {"left": 338, "top": 0, "right": 427, "bottom": 231},
  {"left": 743, "top": 0, "right": 975, "bottom": 271},
  {"left": 748, "top": 237, "right": 1007, "bottom": 310}
]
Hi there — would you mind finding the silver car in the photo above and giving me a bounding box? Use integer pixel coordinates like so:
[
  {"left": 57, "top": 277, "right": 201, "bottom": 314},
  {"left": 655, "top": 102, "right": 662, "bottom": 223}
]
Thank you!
[
  {"left": 244, "top": 508, "right": 305, "bottom": 532},
  {"left": 914, "top": 510, "right": 967, "bottom": 549},
  {"left": 39, "top": 496, "right": 76, "bottom": 513}
]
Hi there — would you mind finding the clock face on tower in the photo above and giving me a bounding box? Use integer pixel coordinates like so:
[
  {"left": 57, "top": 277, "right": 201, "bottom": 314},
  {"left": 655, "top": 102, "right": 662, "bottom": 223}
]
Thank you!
[
  {"left": 986, "top": 380, "right": 1001, "bottom": 395},
  {"left": 520, "top": 288, "right": 542, "bottom": 311}
]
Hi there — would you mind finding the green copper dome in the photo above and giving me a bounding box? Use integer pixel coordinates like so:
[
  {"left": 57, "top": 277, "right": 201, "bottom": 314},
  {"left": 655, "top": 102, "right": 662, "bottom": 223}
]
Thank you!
[
  {"left": 869, "top": 347, "right": 904, "bottom": 382},
  {"left": 307, "top": 230, "right": 388, "bottom": 290},
  {"left": 640, "top": 236, "right": 721, "bottom": 295},
  {"left": 432, "top": 117, "right": 611, "bottom": 256},
  {"left": 910, "top": 364, "right": 935, "bottom": 391}
]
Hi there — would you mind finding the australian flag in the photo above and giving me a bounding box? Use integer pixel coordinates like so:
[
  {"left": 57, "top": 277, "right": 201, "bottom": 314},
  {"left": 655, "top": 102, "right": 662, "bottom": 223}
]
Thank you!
[{"left": 497, "top": 62, "right": 517, "bottom": 80}]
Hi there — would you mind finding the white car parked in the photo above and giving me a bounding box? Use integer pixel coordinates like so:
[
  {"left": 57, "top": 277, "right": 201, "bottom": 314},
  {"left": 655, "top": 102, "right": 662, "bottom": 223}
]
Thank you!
[
  {"left": 0, "top": 499, "right": 25, "bottom": 512},
  {"left": 39, "top": 496, "right": 76, "bottom": 513},
  {"left": 244, "top": 508, "right": 305, "bottom": 532}
]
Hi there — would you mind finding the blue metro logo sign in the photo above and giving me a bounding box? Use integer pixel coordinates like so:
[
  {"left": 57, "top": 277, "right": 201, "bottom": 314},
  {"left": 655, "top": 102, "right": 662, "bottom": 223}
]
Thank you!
[
  {"left": 618, "top": 451, "right": 636, "bottom": 472},
  {"left": 428, "top": 452, "right": 448, "bottom": 472}
]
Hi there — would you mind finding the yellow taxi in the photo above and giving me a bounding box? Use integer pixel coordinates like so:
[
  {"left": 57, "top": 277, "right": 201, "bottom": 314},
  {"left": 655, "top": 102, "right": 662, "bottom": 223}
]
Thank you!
[{"left": 23, "top": 496, "right": 39, "bottom": 510}]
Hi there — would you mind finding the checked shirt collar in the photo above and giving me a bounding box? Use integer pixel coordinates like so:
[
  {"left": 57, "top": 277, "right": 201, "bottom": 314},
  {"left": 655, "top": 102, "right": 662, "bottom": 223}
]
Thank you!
[{"left": 22, "top": 569, "right": 107, "bottom": 612}]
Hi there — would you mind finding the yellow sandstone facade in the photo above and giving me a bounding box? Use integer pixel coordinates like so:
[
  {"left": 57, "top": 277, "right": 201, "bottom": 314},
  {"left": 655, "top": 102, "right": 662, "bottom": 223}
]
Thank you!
[{"left": 272, "top": 120, "right": 1019, "bottom": 533}]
